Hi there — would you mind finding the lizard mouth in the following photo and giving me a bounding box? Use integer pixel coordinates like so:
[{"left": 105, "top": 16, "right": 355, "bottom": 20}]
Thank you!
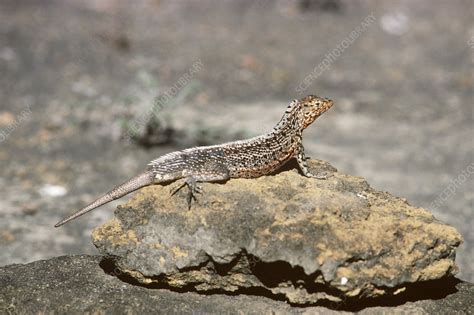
[
  {"left": 323, "top": 98, "right": 334, "bottom": 109},
  {"left": 316, "top": 98, "right": 334, "bottom": 116},
  {"left": 302, "top": 97, "right": 333, "bottom": 128}
]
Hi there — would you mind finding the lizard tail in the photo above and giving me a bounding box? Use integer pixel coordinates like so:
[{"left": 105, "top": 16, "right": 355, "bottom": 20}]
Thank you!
[{"left": 54, "top": 170, "right": 155, "bottom": 227}]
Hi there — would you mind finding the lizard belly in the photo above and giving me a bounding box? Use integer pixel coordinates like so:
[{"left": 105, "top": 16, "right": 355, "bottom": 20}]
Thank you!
[{"left": 228, "top": 148, "right": 295, "bottom": 178}]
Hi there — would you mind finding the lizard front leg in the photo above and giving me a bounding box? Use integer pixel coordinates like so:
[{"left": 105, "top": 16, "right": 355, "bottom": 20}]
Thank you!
[
  {"left": 296, "top": 144, "right": 329, "bottom": 180},
  {"left": 171, "top": 164, "right": 230, "bottom": 209}
]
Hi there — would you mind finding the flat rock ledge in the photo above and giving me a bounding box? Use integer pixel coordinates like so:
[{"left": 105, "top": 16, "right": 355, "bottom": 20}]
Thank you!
[
  {"left": 92, "top": 159, "right": 463, "bottom": 305},
  {"left": 1, "top": 255, "right": 472, "bottom": 314}
]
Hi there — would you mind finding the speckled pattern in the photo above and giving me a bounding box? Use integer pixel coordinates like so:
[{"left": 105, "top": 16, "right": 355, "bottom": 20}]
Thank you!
[
  {"left": 55, "top": 96, "right": 333, "bottom": 226},
  {"left": 149, "top": 95, "right": 333, "bottom": 179}
]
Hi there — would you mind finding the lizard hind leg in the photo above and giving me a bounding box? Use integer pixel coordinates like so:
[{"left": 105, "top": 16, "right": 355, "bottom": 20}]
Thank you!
[
  {"left": 170, "top": 177, "right": 201, "bottom": 209},
  {"left": 170, "top": 167, "right": 230, "bottom": 209}
]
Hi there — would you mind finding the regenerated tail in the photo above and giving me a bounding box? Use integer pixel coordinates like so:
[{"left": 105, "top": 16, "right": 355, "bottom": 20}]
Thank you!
[{"left": 54, "top": 170, "right": 155, "bottom": 227}]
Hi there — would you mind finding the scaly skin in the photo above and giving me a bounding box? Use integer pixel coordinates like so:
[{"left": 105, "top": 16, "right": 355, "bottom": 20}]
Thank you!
[{"left": 55, "top": 95, "right": 333, "bottom": 227}]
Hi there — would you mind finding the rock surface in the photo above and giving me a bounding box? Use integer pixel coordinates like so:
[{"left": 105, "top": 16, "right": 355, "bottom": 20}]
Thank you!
[
  {"left": 92, "top": 159, "right": 463, "bottom": 305},
  {"left": 1, "top": 255, "right": 472, "bottom": 314}
]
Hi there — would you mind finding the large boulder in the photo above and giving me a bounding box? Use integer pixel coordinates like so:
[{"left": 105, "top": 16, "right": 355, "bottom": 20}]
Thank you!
[{"left": 92, "top": 160, "right": 463, "bottom": 305}]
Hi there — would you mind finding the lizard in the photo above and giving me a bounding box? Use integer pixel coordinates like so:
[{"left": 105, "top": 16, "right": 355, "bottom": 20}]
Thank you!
[{"left": 54, "top": 95, "right": 333, "bottom": 227}]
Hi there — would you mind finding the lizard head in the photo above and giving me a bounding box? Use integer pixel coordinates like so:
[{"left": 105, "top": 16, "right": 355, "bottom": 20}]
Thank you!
[{"left": 299, "top": 95, "right": 333, "bottom": 128}]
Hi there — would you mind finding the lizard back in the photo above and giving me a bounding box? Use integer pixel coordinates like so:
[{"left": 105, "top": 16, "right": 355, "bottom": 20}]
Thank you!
[
  {"left": 149, "top": 95, "right": 333, "bottom": 179},
  {"left": 55, "top": 95, "right": 333, "bottom": 227}
]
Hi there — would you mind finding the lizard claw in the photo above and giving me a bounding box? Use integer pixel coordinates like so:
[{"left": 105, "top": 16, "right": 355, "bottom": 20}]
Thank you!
[
  {"left": 170, "top": 178, "right": 201, "bottom": 209},
  {"left": 194, "top": 184, "right": 203, "bottom": 194},
  {"left": 308, "top": 171, "right": 332, "bottom": 180},
  {"left": 186, "top": 180, "right": 201, "bottom": 210},
  {"left": 170, "top": 181, "right": 187, "bottom": 196}
]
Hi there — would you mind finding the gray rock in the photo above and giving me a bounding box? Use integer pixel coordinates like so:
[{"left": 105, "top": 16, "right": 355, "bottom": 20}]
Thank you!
[
  {"left": 0, "top": 255, "right": 472, "bottom": 314},
  {"left": 92, "top": 159, "right": 463, "bottom": 305}
]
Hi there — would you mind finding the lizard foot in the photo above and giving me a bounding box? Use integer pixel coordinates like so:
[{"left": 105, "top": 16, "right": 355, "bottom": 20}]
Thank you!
[
  {"left": 170, "top": 178, "right": 201, "bottom": 209},
  {"left": 307, "top": 171, "right": 333, "bottom": 180}
]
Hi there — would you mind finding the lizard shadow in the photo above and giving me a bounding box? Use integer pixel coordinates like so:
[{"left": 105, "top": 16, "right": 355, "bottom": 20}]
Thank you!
[{"left": 268, "top": 157, "right": 335, "bottom": 177}]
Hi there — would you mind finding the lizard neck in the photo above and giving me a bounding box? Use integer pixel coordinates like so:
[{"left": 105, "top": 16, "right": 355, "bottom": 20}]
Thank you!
[{"left": 270, "top": 100, "right": 304, "bottom": 139}]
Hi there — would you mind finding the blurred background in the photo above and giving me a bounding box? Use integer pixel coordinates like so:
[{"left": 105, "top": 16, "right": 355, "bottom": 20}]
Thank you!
[{"left": 0, "top": 0, "right": 472, "bottom": 282}]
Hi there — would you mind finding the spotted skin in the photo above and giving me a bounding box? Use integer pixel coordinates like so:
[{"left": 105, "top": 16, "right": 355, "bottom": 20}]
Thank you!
[{"left": 55, "top": 95, "right": 333, "bottom": 227}]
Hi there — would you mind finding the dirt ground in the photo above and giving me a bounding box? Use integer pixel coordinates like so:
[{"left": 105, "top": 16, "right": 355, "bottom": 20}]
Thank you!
[{"left": 0, "top": 0, "right": 472, "bottom": 283}]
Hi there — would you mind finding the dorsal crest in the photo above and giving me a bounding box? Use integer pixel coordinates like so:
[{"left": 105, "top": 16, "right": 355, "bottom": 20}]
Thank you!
[{"left": 284, "top": 99, "right": 300, "bottom": 114}]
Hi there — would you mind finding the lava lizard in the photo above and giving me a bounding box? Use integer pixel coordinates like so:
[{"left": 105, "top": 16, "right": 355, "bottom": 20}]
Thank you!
[{"left": 54, "top": 95, "right": 333, "bottom": 227}]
